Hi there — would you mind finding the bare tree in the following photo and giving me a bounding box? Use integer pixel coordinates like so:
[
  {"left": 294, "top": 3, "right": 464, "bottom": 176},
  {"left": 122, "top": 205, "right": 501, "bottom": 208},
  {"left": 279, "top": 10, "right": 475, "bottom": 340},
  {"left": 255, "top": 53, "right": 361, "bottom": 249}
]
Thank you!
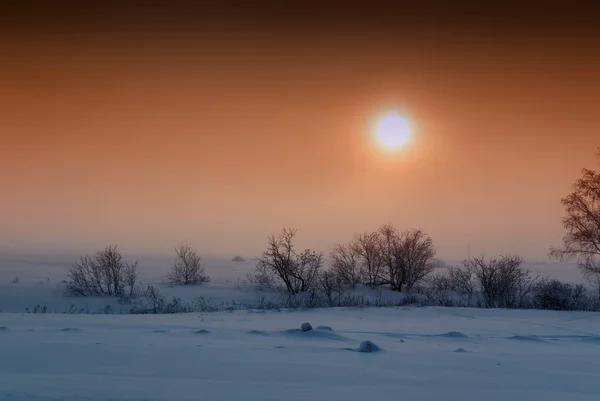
[
  {"left": 351, "top": 232, "right": 385, "bottom": 288},
  {"left": 379, "top": 225, "right": 437, "bottom": 291},
  {"left": 465, "top": 255, "right": 540, "bottom": 308},
  {"left": 550, "top": 147, "right": 600, "bottom": 297},
  {"left": 330, "top": 243, "right": 362, "bottom": 287},
  {"left": 398, "top": 229, "right": 437, "bottom": 290},
  {"left": 66, "top": 245, "right": 140, "bottom": 298},
  {"left": 254, "top": 228, "right": 323, "bottom": 294},
  {"left": 167, "top": 244, "right": 209, "bottom": 286}
]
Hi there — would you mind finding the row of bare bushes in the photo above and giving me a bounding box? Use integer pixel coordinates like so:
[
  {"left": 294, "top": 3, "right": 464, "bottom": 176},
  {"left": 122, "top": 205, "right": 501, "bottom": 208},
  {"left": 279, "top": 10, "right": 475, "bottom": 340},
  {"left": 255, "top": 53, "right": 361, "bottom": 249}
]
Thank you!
[
  {"left": 64, "top": 224, "right": 600, "bottom": 313},
  {"left": 65, "top": 244, "right": 209, "bottom": 299}
]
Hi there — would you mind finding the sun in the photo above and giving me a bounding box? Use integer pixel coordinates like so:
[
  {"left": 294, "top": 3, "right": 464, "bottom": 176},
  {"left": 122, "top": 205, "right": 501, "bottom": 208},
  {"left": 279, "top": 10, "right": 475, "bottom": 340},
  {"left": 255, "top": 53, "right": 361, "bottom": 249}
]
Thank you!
[{"left": 373, "top": 113, "right": 411, "bottom": 150}]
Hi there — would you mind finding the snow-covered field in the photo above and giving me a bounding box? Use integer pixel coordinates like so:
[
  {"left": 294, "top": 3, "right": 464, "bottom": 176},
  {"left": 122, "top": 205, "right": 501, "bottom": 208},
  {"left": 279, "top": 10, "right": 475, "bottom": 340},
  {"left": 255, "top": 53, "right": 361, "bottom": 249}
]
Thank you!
[
  {"left": 1, "top": 252, "right": 598, "bottom": 400},
  {"left": 2, "top": 307, "right": 600, "bottom": 400}
]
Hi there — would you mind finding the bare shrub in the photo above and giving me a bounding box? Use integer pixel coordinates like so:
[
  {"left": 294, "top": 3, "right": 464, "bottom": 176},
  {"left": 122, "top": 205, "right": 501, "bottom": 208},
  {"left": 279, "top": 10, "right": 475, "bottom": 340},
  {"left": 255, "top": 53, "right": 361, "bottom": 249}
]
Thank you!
[
  {"left": 247, "top": 263, "right": 278, "bottom": 289},
  {"left": 10, "top": 276, "right": 20, "bottom": 284},
  {"left": 254, "top": 228, "right": 323, "bottom": 294},
  {"left": 550, "top": 147, "right": 600, "bottom": 298},
  {"left": 379, "top": 224, "right": 437, "bottom": 291},
  {"left": 427, "top": 271, "right": 453, "bottom": 292},
  {"left": 330, "top": 243, "right": 362, "bottom": 287},
  {"left": 318, "top": 269, "right": 347, "bottom": 306},
  {"left": 66, "top": 245, "right": 140, "bottom": 298},
  {"left": 447, "top": 264, "right": 476, "bottom": 298},
  {"left": 424, "top": 263, "right": 476, "bottom": 306},
  {"left": 465, "top": 255, "right": 541, "bottom": 308},
  {"left": 167, "top": 244, "right": 209, "bottom": 286},
  {"left": 143, "top": 285, "right": 166, "bottom": 314},
  {"left": 533, "top": 279, "right": 590, "bottom": 311}
]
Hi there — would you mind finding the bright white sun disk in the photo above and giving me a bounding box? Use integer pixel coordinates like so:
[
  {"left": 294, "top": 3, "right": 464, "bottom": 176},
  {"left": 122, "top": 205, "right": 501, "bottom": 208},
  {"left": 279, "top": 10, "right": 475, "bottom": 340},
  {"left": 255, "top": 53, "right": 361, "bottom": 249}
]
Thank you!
[{"left": 374, "top": 113, "right": 410, "bottom": 149}]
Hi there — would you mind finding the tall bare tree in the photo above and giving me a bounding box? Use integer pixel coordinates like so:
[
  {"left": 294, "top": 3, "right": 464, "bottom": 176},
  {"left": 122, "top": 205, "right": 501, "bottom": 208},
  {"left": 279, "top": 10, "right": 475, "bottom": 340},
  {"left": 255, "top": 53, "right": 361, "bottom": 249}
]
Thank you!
[
  {"left": 167, "top": 244, "right": 209, "bottom": 285},
  {"left": 550, "top": 147, "right": 600, "bottom": 295},
  {"left": 255, "top": 228, "right": 323, "bottom": 294}
]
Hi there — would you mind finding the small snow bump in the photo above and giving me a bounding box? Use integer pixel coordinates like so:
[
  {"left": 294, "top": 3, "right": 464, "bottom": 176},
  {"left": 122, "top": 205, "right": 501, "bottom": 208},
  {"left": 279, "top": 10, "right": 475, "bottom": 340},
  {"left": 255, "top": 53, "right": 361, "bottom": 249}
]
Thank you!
[
  {"left": 357, "top": 340, "right": 381, "bottom": 353},
  {"left": 283, "top": 328, "right": 348, "bottom": 341},
  {"left": 247, "top": 330, "right": 268, "bottom": 336},
  {"left": 437, "top": 331, "right": 468, "bottom": 339},
  {"left": 194, "top": 329, "right": 210, "bottom": 334},
  {"left": 507, "top": 335, "right": 546, "bottom": 342},
  {"left": 315, "top": 325, "right": 333, "bottom": 331},
  {"left": 0, "top": 326, "right": 8, "bottom": 331},
  {"left": 300, "top": 322, "right": 313, "bottom": 332},
  {"left": 59, "top": 328, "right": 81, "bottom": 332},
  {"left": 454, "top": 348, "right": 468, "bottom": 353},
  {"left": 153, "top": 330, "right": 168, "bottom": 333}
]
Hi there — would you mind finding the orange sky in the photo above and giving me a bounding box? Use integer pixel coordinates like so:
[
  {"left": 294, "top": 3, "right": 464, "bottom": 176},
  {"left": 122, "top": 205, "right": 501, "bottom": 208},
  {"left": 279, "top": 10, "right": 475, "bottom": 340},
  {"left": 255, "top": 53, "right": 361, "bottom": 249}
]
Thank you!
[{"left": 1, "top": 3, "right": 600, "bottom": 260}]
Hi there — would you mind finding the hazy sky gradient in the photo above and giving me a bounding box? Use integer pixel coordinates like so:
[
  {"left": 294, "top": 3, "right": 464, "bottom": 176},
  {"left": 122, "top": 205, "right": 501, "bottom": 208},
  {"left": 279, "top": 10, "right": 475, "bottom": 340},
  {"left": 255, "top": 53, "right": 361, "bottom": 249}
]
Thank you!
[{"left": 2, "top": 3, "right": 599, "bottom": 259}]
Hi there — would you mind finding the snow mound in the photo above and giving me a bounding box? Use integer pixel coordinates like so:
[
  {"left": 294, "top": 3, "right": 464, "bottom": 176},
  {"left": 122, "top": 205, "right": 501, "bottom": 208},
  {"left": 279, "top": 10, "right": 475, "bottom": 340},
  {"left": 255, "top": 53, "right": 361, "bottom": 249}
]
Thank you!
[
  {"left": 301, "top": 322, "right": 313, "bottom": 332},
  {"left": 59, "top": 328, "right": 81, "bottom": 332},
  {"left": 247, "top": 329, "right": 269, "bottom": 336},
  {"left": 283, "top": 328, "right": 348, "bottom": 341},
  {"left": 508, "top": 335, "right": 546, "bottom": 342},
  {"left": 358, "top": 340, "right": 381, "bottom": 353},
  {"left": 153, "top": 330, "right": 168, "bottom": 333},
  {"left": 0, "top": 326, "right": 8, "bottom": 331},
  {"left": 437, "top": 331, "right": 468, "bottom": 338},
  {"left": 194, "top": 329, "right": 210, "bottom": 334},
  {"left": 454, "top": 348, "right": 468, "bottom": 353},
  {"left": 315, "top": 325, "right": 333, "bottom": 331}
]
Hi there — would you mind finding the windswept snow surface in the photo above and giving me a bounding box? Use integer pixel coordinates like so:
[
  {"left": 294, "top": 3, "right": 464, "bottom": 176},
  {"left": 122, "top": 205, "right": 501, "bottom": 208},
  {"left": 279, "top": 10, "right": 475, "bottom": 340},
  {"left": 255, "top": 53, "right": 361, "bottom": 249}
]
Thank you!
[{"left": 1, "top": 307, "right": 600, "bottom": 400}]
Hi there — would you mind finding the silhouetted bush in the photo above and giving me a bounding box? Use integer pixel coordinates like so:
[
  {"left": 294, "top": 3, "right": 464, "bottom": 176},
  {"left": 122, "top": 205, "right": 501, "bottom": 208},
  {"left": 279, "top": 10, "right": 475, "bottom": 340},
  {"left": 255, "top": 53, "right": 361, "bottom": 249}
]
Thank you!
[
  {"left": 254, "top": 228, "right": 323, "bottom": 294},
  {"left": 143, "top": 285, "right": 166, "bottom": 313},
  {"left": 330, "top": 243, "right": 363, "bottom": 288},
  {"left": 380, "top": 225, "right": 437, "bottom": 291},
  {"left": 317, "top": 269, "right": 347, "bottom": 306},
  {"left": 167, "top": 244, "right": 210, "bottom": 286},
  {"left": 533, "top": 279, "right": 589, "bottom": 310},
  {"left": 66, "top": 245, "right": 140, "bottom": 299},
  {"left": 465, "top": 255, "right": 541, "bottom": 308}
]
